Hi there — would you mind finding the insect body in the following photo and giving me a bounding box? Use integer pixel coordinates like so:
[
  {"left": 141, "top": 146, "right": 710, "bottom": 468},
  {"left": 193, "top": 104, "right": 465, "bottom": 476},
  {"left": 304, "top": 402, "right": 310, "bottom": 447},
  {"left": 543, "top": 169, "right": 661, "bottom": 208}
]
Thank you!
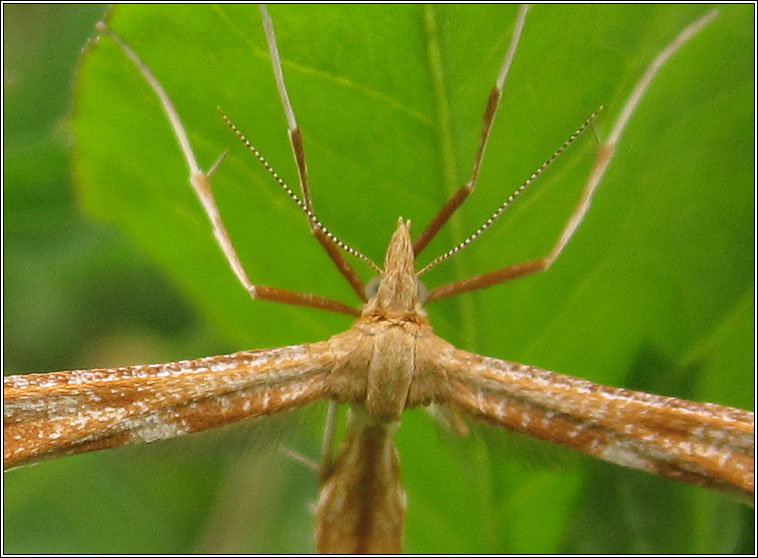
[{"left": 4, "top": 4, "right": 756, "bottom": 556}]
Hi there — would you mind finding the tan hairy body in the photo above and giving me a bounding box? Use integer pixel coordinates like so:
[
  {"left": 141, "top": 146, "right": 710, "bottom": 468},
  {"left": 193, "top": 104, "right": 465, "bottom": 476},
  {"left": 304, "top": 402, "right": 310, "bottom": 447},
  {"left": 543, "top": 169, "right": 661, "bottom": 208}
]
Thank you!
[
  {"left": 4, "top": 5, "right": 754, "bottom": 554},
  {"left": 5, "top": 221, "right": 754, "bottom": 552}
]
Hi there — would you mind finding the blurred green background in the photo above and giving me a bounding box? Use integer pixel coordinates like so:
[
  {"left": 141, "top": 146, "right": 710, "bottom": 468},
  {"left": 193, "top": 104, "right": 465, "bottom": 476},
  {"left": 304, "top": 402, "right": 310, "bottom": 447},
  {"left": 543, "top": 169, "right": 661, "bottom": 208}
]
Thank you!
[{"left": 3, "top": 4, "right": 754, "bottom": 554}]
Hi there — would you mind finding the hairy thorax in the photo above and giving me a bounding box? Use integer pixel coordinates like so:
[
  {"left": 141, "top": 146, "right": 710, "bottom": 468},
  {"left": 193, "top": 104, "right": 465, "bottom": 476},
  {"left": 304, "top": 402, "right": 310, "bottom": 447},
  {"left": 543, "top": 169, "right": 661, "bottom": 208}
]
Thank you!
[{"left": 325, "top": 306, "right": 451, "bottom": 420}]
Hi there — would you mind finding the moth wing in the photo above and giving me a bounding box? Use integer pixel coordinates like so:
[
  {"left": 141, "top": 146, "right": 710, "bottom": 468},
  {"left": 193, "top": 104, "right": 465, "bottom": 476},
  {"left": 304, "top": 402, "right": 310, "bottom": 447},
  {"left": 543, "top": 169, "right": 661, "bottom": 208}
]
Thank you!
[
  {"left": 437, "top": 348, "right": 754, "bottom": 499},
  {"left": 4, "top": 341, "right": 334, "bottom": 469}
]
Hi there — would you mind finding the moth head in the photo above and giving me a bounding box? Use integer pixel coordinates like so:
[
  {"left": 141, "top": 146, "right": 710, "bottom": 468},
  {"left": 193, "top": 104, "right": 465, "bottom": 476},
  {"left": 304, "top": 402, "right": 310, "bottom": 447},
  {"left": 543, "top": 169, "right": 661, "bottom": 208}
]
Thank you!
[
  {"left": 367, "top": 218, "right": 425, "bottom": 312},
  {"left": 365, "top": 275, "right": 427, "bottom": 306}
]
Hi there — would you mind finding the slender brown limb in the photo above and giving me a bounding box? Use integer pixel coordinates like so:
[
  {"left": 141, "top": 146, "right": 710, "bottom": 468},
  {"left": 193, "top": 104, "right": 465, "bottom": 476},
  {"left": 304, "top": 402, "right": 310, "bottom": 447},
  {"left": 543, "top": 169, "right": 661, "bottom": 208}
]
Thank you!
[
  {"left": 413, "top": 183, "right": 472, "bottom": 257},
  {"left": 258, "top": 6, "right": 312, "bottom": 211},
  {"left": 314, "top": 229, "right": 367, "bottom": 301},
  {"left": 426, "top": 9, "right": 718, "bottom": 303},
  {"left": 207, "top": 149, "right": 229, "bottom": 177},
  {"left": 427, "top": 258, "right": 546, "bottom": 302},
  {"left": 319, "top": 400, "right": 339, "bottom": 476},
  {"left": 419, "top": 109, "right": 601, "bottom": 277},
  {"left": 279, "top": 446, "right": 320, "bottom": 472},
  {"left": 414, "top": 4, "right": 529, "bottom": 256},
  {"left": 99, "top": 22, "right": 359, "bottom": 316},
  {"left": 259, "top": 5, "right": 366, "bottom": 298},
  {"left": 219, "top": 109, "right": 381, "bottom": 276},
  {"left": 254, "top": 286, "right": 359, "bottom": 316}
]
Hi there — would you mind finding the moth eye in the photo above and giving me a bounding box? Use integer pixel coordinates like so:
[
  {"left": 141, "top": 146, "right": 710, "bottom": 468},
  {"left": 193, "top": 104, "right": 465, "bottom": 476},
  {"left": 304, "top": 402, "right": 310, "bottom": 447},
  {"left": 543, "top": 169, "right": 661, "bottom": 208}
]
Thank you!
[
  {"left": 417, "top": 280, "right": 428, "bottom": 304},
  {"left": 364, "top": 276, "right": 381, "bottom": 299}
]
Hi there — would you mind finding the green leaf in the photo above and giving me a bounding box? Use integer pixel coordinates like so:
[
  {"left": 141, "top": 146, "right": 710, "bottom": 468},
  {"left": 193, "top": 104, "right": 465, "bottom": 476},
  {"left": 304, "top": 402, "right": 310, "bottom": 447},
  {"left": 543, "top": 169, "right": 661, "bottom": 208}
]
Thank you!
[{"left": 5, "top": 5, "right": 753, "bottom": 554}]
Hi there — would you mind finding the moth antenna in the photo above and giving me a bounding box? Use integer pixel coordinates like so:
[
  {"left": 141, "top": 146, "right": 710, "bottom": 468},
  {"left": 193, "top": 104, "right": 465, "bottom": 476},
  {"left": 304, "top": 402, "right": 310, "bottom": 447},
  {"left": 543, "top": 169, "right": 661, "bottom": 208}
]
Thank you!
[
  {"left": 98, "top": 21, "right": 358, "bottom": 316},
  {"left": 219, "top": 108, "right": 381, "bottom": 273},
  {"left": 418, "top": 107, "right": 602, "bottom": 276}
]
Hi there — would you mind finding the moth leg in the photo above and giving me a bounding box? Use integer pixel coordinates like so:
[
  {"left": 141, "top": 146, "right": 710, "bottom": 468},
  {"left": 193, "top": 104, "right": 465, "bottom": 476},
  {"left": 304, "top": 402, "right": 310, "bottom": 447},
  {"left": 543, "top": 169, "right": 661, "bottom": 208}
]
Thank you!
[
  {"left": 319, "top": 400, "right": 339, "bottom": 477},
  {"left": 425, "top": 9, "right": 718, "bottom": 303},
  {"left": 413, "top": 5, "right": 529, "bottom": 256},
  {"left": 279, "top": 446, "right": 320, "bottom": 472},
  {"left": 259, "top": 6, "right": 367, "bottom": 301},
  {"left": 97, "top": 23, "right": 359, "bottom": 316}
]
